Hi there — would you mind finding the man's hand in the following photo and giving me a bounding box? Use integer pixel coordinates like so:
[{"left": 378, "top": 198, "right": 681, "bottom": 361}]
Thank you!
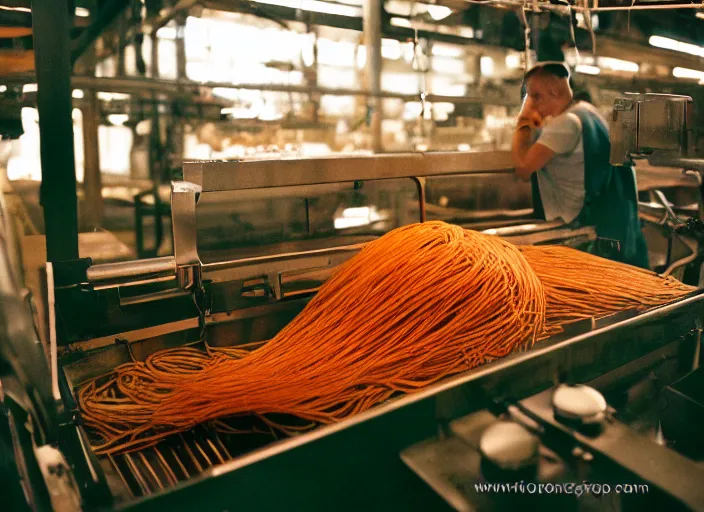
[
  {"left": 512, "top": 99, "right": 554, "bottom": 180},
  {"left": 516, "top": 100, "right": 543, "bottom": 130}
]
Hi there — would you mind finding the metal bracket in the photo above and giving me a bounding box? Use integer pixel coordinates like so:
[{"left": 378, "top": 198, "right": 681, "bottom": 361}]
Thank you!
[
  {"left": 613, "top": 98, "right": 634, "bottom": 112},
  {"left": 171, "top": 180, "right": 202, "bottom": 290}
]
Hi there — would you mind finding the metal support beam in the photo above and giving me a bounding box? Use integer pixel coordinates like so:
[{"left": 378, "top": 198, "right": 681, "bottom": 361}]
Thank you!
[
  {"left": 363, "top": 0, "right": 383, "bottom": 153},
  {"left": 175, "top": 14, "right": 187, "bottom": 81},
  {"left": 31, "top": 0, "right": 79, "bottom": 262},
  {"left": 78, "top": 43, "right": 103, "bottom": 230},
  {"left": 82, "top": 91, "right": 103, "bottom": 229},
  {"left": 151, "top": 32, "right": 160, "bottom": 78},
  {"left": 117, "top": 11, "right": 127, "bottom": 76},
  {"left": 71, "top": 0, "right": 131, "bottom": 66},
  {"left": 64, "top": 75, "right": 516, "bottom": 106}
]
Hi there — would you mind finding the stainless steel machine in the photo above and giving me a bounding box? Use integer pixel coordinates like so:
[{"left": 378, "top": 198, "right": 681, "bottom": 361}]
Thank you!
[
  {"left": 395, "top": 93, "right": 704, "bottom": 511},
  {"left": 612, "top": 93, "right": 704, "bottom": 283},
  {"left": 1, "top": 144, "right": 704, "bottom": 512}
]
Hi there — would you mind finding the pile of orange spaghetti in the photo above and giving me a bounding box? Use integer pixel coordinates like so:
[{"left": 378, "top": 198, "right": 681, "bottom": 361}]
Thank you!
[
  {"left": 520, "top": 244, "right": 694, "bottom": 328},
  {"left": 77, "top": 222, "right": 694, "bottom": 455}
]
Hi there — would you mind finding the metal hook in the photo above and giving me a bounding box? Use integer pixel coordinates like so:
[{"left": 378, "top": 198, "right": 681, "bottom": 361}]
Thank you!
[
  {"left": 519, "top": 5, "right": 531, "bottom": 70},
  {"left": 116, "top": 337, "right": 137, "bottom": 362}
]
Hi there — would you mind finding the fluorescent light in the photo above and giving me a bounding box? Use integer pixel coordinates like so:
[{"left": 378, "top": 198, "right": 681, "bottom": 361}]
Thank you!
[
  {"left": 97, "top": 91, "right": 130, "bottom": 101},
  {"left": 431, "top": 57, "right": 464, "bottom": 75},
  {"left": 302, "top": 43, "right": 316, "bottom": 68},
  {"left": 0, "top": 85, "right": 6, "bottom": 93},
  {"left": 505, "top": 53, "right": 521, "bottom": 70},
  {"left": 75, "top": 7, "right": 90, "bottom": 17},
  {"left": 254, "top": 0, "right": 362, "bottom": 17},
  {"left": 598, "top": 57, "right": 639, "bottom": 73},
  {"left": 390, "top": 16, "right": 473, "bottom": 39},
  {"left": 459, "top": 27, "right": 474, "bottom": 38},
  {"left": 427, "top": 5, "right": 452, "bottom": 21},
  {"left": 157, "top": 26, "right": 178, "bottom": 40},
  {"left": 107, "top": 114, "right": 129, "bottom": 126},
  {"left": 72, "top": 89, "right": 84, "bottom": 99},
  {"left": 22, "top": 83, "right": 37, "bottom": 93},
  {"left": 390, "top": 17, "right": 413, "bottom": 28},
  {"left": 0, "top": 6, "right": 31, "bottom": 13},
  {"left": 403, "top": 42, "right": 415, "bottom": 63},
  {"left": 356, "top": 45, "right": 366, "bottom": 69},
  {"left": 480, "top": 56, "right": 494, "bottom": 77},
  {"left": 431, "top": 43, "right": 463, "bottom": 58},
  {"left": 650, "top": 35, "right": 704, "bottom": 57},
  {"left": 258, "top": 101, "right": 283, "bottom": 121},
  {"left": 697, "top": 12, "right": 704, "bottom": 20},
  {"left": 343, "top": 206, "right": 371, "bottom": 218},
  {"left": 221, "top": 107, "right": 259, "bottom": 119},
  {"left": 334, "top": 206, "right": 380, "bottom": 229},
  {"left": 403, "top": 102, "right": 424, "bottom": 120},
  {"left": 650, "top": 35, "right": 679, "bottom": 51},
  {"left": 576, "top": 64, "right": 600, "bottom": 75},
  {"left": 317, "top": 39, "right": 356, "bottom": 67},
  {"left": 382, "top": 39, "right": 402, "bottom": 60},
  {"left": 591, "top": 14, "right": 600, "bottom": 30},
  {"left": 673, "top": 67, "right": 704, "bottom": 81},
  {"left": 212, "top": 87, "right": 242, "bottom": 100}
]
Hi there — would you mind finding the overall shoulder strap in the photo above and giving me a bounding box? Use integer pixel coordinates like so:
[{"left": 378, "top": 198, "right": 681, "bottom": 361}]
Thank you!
[{"left": 573, "top": 107, "right": 613, "bottom": 199}]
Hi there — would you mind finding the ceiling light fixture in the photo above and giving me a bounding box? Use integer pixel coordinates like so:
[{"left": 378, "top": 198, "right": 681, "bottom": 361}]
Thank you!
[
  {"left": 427, "top": 4, "right": 452, "bottom": 21},
  {"left": 575, "top": 64, "right": 601, "bottom": 75}
]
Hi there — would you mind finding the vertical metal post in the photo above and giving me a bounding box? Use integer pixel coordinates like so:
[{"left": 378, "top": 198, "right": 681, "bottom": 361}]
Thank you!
[
  {"left": 151, "top": 32, "right": 160, "bottom": 78},
  {"left": 117, "top": 10, "right": 126, "bottom": 76},
  {"left": 76, "top": 43, "right": 104, "bottom": 230},
  {"left": 82, "top": 89, "right": 104, "bottom": 229},
  {"left": 170, "top": 14, "right": 187, "bottom": 172},
  {"left": 363, "top": 0, "right": 383, "bottom": 153},
  {"left": 31, "top": 0, "right": 79, "bottom": 261},
  {"left": 175, "top": 13, "right": 187, "bottom": 81}
]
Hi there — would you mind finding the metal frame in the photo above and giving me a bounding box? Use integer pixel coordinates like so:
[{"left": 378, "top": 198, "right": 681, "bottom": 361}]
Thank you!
[
  {"left": 111, "top": 290, "right": 704, "bottom": 511},
  {"left": 87, "top": 151, "right": 515, "bottom": 289},
  {"left": 31, "top": 0, "right": 79, "bottom": 262},
  {"left": 181, "top": 151, "right": 513, "bottom": 192}
]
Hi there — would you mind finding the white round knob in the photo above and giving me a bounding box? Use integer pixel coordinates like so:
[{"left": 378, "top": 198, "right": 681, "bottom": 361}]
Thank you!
[{"left": 552, "top": 384, "right": 607, "bottom": 425}]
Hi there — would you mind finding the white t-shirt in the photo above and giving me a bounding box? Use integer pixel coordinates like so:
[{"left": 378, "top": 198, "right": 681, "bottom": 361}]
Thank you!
[{"left": 534, "top": 104, "right": 587, "bottom": 223}]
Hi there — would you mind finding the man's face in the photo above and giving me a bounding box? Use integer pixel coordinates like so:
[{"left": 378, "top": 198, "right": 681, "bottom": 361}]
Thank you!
[{"left": 524, "top": 74, "right": 571, "bottom": 119}]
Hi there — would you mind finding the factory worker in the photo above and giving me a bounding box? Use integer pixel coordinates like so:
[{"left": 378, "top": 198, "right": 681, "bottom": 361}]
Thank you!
[{"left": 511, "top": 61, "right": 649, "bottom": 269}]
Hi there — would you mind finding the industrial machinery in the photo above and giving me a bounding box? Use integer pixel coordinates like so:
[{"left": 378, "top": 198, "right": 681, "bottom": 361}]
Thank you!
[
  {"left": 612, "top": 93, "right": 704, "bottom": 284},
  {"left": 1, "top": 146, "right": 704, "bottom": 511},
  {"left": 396, "top": 93, "right": 704, "bottom": 511}
]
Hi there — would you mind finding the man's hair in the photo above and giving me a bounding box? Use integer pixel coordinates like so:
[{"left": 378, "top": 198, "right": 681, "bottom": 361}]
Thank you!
[
  {"left": 522, "top": 63, "right": 572, "bottom": 100},
  {"left": 524, "top": 63, "right": 570, "bottom": 81},
  {"left": 521, "top": 63, "right": 570, "bottom": 96}
]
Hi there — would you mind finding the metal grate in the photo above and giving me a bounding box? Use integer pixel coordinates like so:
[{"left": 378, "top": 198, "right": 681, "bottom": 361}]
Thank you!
[{"left": 104, "top": 426, "right": 235, "bottom": 498}]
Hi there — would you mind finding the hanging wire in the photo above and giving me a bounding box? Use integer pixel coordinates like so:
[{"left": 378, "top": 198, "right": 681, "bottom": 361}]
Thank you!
[
  {"left": 583, "top": 0, "right": 597, "bottom": 56},
  {"left": 519, "top": 4, "right": 531, "bottom": 71},
  {"left": 413, "top": 28, "right": 429, "bottom": 131},
  {"left": 408, "top": 2, "right": 429, "bottom": 133},
  {"left": 566, "top": 1, "right": 580, "bottom": 65}
]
